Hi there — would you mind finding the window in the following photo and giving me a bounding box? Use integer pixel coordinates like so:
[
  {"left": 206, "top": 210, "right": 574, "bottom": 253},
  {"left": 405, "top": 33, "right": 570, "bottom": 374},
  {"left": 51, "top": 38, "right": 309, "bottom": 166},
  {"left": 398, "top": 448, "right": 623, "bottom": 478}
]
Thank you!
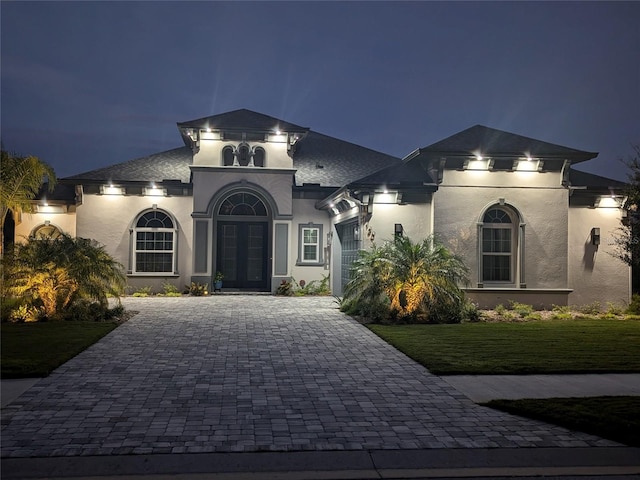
[
  {"left": 481, "top": 207, "right": 517, "bottom": 283},
  {"left": 297, "top": 223, "right": 324, "bottom": 265},
  {"left": 222, "top": 146, "right": 235, "bottom": 166},
  {"left": 238, "top": 144, "right": 250, "bottom": 166},
  {"left": 221, "top": 144, "right": 265, "bottom": 167},
  {"left": 132, "top": 210, "right": 176, "bottom": 274},
  {"left": 253, "top": 147, "right": 265, "bottom": 167},
  {"left": 30, "top": 224, "right": 62, "bottom": 240},
  {"left": 218, "top": 192, "right": 267, "bottom": 216}
]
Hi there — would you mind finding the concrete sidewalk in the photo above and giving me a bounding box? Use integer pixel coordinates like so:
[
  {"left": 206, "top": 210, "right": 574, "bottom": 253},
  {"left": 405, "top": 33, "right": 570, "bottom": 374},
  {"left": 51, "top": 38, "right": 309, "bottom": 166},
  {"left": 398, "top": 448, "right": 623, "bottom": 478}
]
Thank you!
[{"left": 443, "top": 373, "right": 640, "bottom": 403}]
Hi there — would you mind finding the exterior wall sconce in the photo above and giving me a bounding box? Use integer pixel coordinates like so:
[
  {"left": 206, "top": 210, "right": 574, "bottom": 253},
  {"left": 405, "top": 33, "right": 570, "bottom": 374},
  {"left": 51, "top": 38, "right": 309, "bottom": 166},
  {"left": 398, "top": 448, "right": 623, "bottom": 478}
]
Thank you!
[
  {"left": 394, "top": 223, "right": 404, "bottom": 237},
  {"left": 354, "top": 226, "right": 360, "bottom": 240},
  {"left": 591, "top": 227, "right": 600, "bottom": 246}
]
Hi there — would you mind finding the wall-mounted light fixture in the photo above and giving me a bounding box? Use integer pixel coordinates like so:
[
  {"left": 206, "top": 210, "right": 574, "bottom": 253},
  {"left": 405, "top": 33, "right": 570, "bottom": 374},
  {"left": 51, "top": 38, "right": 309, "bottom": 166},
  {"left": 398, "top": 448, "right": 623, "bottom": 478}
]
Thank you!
[
  {"left": 101, "top": 184, "right": 124, "bottom": 195},
  {"left": 354, "top": 226, "right": 360, "bottom": 240},
  {"left": 591, "top": 227, "right": 600, "bottom": 246},
  {"left": 144, "top": 185, "right": 166, "bottom": 197},
  {"left": 394, "top": 223, "right": 404, "bottom": 237}
]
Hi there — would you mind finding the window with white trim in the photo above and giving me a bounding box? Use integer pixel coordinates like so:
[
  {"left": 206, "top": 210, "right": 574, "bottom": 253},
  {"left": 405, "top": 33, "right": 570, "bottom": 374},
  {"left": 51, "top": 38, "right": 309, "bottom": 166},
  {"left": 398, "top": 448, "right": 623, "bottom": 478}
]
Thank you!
[
  {"left": 481, "top": 207, "right": 516, "bottom": 283},
  {"left": 132, "top": 210, "right": 177, "bottom": 274},
  {"left": 297, "top": 223, "right": 324, "bottom": 265}
]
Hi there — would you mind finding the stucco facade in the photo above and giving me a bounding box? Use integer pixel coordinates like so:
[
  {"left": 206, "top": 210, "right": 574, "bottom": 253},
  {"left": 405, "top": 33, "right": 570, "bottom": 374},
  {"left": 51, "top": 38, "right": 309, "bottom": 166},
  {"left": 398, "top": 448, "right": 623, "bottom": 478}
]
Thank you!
[{"left": 7, "top": 109, "right": 629, "bottom": 307}]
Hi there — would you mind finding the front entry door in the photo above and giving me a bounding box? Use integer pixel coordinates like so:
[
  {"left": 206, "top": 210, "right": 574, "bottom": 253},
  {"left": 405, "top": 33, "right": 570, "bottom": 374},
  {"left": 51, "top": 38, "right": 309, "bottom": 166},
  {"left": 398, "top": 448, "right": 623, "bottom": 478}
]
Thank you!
[{"left": 217, "top": 221, "right": 268, "bottom": 290}]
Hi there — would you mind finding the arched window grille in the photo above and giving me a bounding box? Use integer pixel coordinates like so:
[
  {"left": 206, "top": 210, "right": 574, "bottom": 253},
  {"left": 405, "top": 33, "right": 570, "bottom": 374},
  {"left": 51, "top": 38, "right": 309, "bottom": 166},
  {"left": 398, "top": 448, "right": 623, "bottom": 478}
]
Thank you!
[
  {"left": 30, "top": 224, "right": 63, "bottom": 240},
  {"left": 218, "top": 192, "right": 267, "bottom": 216}
]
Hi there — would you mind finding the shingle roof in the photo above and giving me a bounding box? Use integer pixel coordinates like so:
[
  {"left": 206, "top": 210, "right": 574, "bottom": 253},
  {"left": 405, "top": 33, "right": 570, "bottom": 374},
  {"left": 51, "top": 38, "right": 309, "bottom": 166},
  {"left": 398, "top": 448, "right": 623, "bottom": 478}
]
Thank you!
[
  {"left": 413, "top": 125, "right": 598, "bottom": 162},
  {"left": 177, "top": 109, "right": 308, "bottom": 134},
  {"left": 569, "top": 168, "right": 626, "bottom": 189},
  {"left": 293, "top": 131, "right": 400, "bottom": 187},
  {"left": 62, "top": 147, "right": 192, "bottom": 184},
  {"left": 35, "top": 182, "right": 76, "bottom": 202},
  {"left": 347, "top": 159, "right": 434, "bottom": 189}
]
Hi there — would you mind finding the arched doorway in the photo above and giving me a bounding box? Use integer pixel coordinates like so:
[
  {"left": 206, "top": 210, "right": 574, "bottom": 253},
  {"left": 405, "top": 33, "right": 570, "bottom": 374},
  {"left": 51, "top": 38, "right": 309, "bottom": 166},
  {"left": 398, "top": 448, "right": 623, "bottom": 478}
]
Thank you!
[{"left": 215, "top": 191, "right": 270, "bottom": 290}]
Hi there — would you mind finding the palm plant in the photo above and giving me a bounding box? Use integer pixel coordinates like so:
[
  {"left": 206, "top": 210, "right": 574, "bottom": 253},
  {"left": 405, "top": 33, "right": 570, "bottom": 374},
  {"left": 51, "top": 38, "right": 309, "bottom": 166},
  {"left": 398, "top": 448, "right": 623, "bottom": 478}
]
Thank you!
[
  {"left": 3, "top": 233, "right": 126, "bottom": 319},
  {"left": 341, "top": 235, "right": 469, "bottom": 323},
  {"left": 383, "top": 235, "right": 468, "bottom": 321},
  {"left": 1, "top": 150, "right": 56, "bottom": 253},
  {"left": 341, "top": 244, "right": 392, "bottom": 320}
]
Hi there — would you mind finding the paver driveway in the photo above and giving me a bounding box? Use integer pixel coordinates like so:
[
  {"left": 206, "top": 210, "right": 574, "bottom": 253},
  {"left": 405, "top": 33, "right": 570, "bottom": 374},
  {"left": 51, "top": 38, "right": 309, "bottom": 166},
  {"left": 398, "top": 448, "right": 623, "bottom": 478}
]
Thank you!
[{"left": 1, "top": 296, "right": 616, "bottom": 457}]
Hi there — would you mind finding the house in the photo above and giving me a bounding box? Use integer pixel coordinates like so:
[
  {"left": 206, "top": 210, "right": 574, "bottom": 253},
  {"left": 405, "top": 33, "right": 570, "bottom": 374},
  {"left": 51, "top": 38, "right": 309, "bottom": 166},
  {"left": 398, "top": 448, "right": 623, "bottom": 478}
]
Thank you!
[{"left": 7, "top": 109, "right": 629, "bottom": 308}]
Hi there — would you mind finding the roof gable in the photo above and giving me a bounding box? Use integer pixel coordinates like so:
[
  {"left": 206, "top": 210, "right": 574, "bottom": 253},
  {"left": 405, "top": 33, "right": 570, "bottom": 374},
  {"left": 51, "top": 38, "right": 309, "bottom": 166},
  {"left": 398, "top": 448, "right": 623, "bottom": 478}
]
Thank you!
[
  {"left": 177, "top": 108, "right": 308, "bottom": 134},
  {"left": 415, "top": 125, "right": 597, "bottom": 163}
]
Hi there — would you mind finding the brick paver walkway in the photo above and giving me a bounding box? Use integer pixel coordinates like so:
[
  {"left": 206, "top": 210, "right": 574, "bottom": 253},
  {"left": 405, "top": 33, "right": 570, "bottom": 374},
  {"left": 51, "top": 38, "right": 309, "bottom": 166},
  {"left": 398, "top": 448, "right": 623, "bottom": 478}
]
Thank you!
[{"left": 1, "top": 296, "right": 616, "bottom": 457}]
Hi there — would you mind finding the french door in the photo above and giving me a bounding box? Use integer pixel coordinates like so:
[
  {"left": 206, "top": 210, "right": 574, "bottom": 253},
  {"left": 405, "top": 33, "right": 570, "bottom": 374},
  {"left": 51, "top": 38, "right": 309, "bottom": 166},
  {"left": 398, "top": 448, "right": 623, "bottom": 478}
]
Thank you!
[{"left": 216, "top": 221, "right": 268, "bottom": 290}]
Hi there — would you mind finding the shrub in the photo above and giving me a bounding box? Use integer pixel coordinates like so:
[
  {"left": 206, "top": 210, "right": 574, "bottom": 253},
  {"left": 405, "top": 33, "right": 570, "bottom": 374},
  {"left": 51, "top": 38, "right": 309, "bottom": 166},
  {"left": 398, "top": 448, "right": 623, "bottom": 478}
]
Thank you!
[
  {"left": 8, "top": 304, "right": 41, "bottom": 323},
  {"left": 162, "top": 282, "right": 180, "bottom": 295},
  {"left": 509, "top": 301, "right": 534, "bottom": 318},
  {"left": 276, "top": 280, "right": 294, "bottom": 296},
  {"left": 494, "top": 304, "right": 516, "bottom": 321},
  {"left": 578, "top": 301, "right": 602, "bottom": 315},
  {"left": 132, "top": 286, "right": 152, "bottom": 297},
  {"left": 188, "top": 282, "right": 208, "bottom": 296},
  {"left": 626, "top": 294, "right": 640, "bottom": 315},
  {"left": 460, "top": 300, "right": 482, "bottom": 323},
  {"left": 606, "top": 302, "right": 624, "bottom": 316},
  {"left": 1, "top": 297, "right": 25, "bottom": 322},
  {"left": 66, "top": 299, "right": 108, "bottom": 321},
  {"left": 551, "top": 305, "right": 573, "bottom": 321},
  {"left": 524, "top": 312, "right": 543, "bottom": 321},
  {"left": 292, "top": 275, "right": 331, "bottom": 296}
]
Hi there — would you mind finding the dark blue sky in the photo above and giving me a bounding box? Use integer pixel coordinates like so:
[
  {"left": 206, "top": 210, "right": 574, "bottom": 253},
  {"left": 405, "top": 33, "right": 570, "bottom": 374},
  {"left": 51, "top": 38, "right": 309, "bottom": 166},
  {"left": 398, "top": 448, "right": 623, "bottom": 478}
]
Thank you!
[{"left": 2, "top": 1, "right": 638, "bottom": 181}]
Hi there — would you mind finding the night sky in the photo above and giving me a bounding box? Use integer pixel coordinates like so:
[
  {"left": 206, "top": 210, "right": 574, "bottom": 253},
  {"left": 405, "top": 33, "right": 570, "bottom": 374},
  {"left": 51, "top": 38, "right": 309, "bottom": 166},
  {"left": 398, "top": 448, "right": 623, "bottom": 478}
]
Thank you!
[{"left": 2, "top": 1, "right": 638, "bottom": 182}]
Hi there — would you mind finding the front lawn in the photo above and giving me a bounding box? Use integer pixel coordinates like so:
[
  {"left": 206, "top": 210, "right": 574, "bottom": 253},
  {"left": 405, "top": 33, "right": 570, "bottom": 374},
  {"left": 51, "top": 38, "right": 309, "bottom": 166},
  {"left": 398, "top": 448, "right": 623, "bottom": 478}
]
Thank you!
[
  {"left": 484, "top": 396, "right": 640, "bottom": 447},
  {"left": 368, "top": 318, "right": 640, "bottom": 374},
  {"left": 1, "top": 321, "right": 119, "bottom": 378}
]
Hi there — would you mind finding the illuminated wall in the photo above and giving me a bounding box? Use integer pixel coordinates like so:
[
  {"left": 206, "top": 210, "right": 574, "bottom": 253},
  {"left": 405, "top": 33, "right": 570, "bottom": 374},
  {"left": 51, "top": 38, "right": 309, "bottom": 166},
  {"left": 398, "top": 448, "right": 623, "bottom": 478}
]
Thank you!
[
  {"left": 568, "top": 204, "right": 629, "bottom": 306},
  {"left": 76, "top": 193, "right": 194, "bottom": 293}
]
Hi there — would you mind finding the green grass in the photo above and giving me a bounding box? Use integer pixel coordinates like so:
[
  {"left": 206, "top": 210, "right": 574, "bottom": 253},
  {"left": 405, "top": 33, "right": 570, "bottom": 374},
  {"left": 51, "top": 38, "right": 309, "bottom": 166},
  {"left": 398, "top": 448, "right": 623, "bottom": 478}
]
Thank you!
[
  {"left": 1, "top": 321, "right": 119, "bottom": 378},
  {"left": 368, "top": 318, "right": 640, "bottom": 374},
  {"left": 484, "top": 396, "right": 640, "bottom": 447}
]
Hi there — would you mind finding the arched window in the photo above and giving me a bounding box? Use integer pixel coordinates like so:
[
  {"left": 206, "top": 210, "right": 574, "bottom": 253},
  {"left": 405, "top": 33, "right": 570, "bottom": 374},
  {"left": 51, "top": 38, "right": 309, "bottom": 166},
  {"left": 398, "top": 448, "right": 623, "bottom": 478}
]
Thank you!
[
  {"left": 253, "top": 147, "right": 265, "bottom": 167},
  {"left": 218, "top": 192, "right": 267, "bottom": 216},
  {"left": 481, "top": 206, "right": 518, "bottom": 283},
  {"left": 31, "top": 224, "right": 63, "bottom": 240},
  {"left": 238, "top": 144, "right": 250, "bottom": 167},
  {"left": 222, "top": 146, "right": 235, "bottom": 166},
  {"left": 132, "top": 210, "right": 177, "bottom": 274},
  {"left": 221, "top": 144, "right": 265, "bottom": 168}
]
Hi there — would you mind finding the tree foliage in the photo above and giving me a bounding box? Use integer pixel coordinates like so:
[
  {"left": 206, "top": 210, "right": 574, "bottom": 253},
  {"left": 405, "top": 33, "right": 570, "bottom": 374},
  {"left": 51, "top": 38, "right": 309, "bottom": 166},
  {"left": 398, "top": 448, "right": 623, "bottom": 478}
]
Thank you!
[
  {"left": 341, "top": 235, "right": 469, "bottom": 323},
  {"left": 611, "top": 145, "right": 640, "bottom": 268},
  {"left": 0, "top": 149, "right": 57, "bottom": 228},
  {"left": 2, "top": 233, "right": 126, "bottom": 320}
]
